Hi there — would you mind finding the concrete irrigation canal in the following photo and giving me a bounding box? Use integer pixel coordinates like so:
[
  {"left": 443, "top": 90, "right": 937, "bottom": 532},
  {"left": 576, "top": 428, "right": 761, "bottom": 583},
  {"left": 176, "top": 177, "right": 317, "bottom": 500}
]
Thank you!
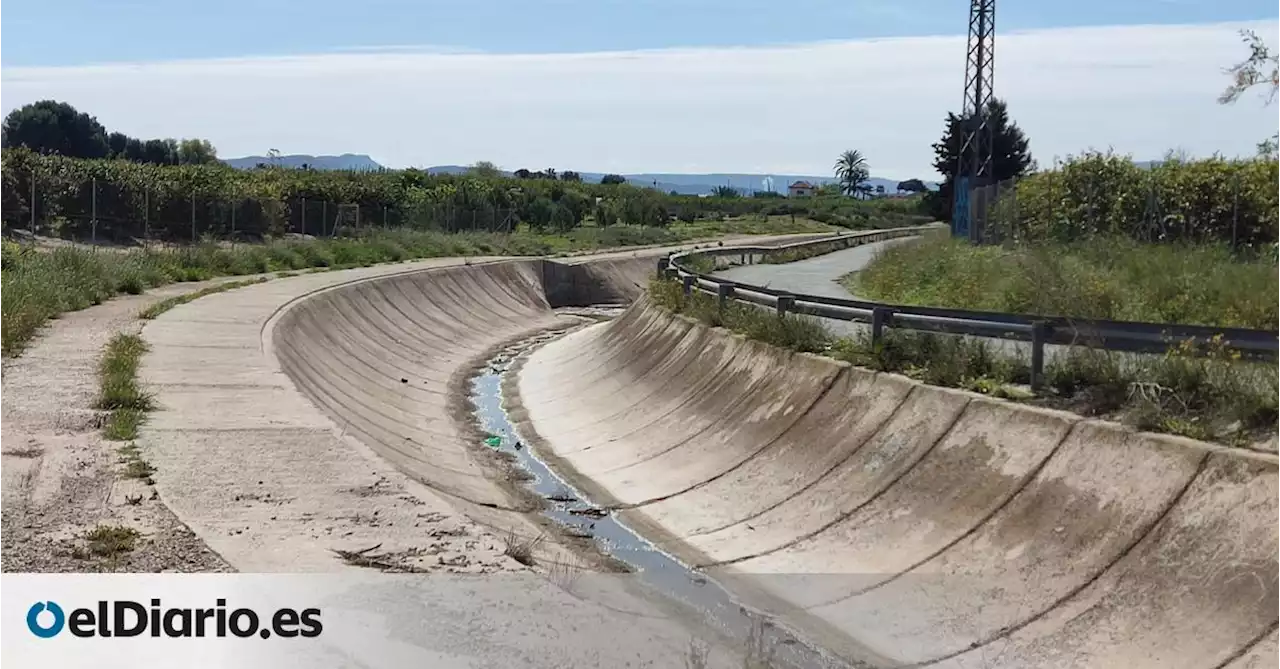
[{"left": 135, "top": 237, "right": 1277, "bottom": 668}]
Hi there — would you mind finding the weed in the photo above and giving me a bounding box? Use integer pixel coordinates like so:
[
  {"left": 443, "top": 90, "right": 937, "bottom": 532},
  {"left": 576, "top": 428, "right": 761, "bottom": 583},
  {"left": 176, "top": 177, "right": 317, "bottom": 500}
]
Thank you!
[
  {"left": 122, "top": 459, "right": 156, "bottom": 480},
  {"left": 95, "top": 334, "right": 152, "bottom": 412},
  {"left": 138, "top": 277, "right": 270, "bottom": 320},
  {"left": 103, "top": 407, "right": 146, "bottom": 441},
  {"left": 649, "top": 276, "right": 1277, "bottom": 446},
  {"left": 545, "top": 557, "right": 584, "bottom": 591},
  {"left": 501, "top": 531, "right": 546, "bottom": 566},
  {"left": 851, "top": 234, "right": 1277, "bottom": 329},
  {"left": 3, "top": 223, "right": 820, "bottom": 357},
  {"left": 84, "top": 524, "right": 140, "bottom": 557}
]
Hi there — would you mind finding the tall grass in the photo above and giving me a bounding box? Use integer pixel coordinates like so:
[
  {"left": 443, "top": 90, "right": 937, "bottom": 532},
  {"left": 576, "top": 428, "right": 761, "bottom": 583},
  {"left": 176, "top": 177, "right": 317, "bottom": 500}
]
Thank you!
[
  {"left": 850, "top": 234, "right": 1278, "bottom": 329},
  {"left": 96, "top": 333, "right": 154, "bottom": 441},
  {"left": 3, "top": 222, "right": 810, "bottom": 357},
  {"left": 648, "top": 277, "right": 1278, "bottom": 446}
]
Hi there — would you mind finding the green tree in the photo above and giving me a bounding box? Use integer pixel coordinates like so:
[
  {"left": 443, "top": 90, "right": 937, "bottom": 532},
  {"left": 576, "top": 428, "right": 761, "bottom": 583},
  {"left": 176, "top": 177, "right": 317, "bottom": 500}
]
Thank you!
[
  {"left": 834, "top": 149, "right": 870, "bottom": 196},
  {"left": 468, "top": 160, "right": 502, "bottom": 178},
  {"left": 711, "top": 185, "right": 739, "bottom": 198},
  {"left": 559, "top": 189, "right": 592, "bottom": 223},
  {"left": 107, "top": 132, "right": 130, "bottom": 158},
  {"left": 177, "top": 138, "right": 218, "bottom": 165},
  {"left": 560, "top": 170, "right": 582, "bottom": 182},
  {"left": 524, "top": 196, "right": 555, "bottom": 231},
  {"left": 1218, "top": 30, "right": 1279, "bottom": 156},
  {"left": 600, "top": 174, "right": 626, "bottom": 185},
  {"left": 1, "top": 100, "right": 110, "bottom": 158},
  {"left": 141, "top": 138, "right": 176, "bottom": 165},
  {"left": 550, "top": 202, "right": 576, "bottom": 232},
  {"left": 925, "top": 98, "right": 1033, "bottom": 222},
  {"left": 593, "top": 200, "right": 618, "bottom": 227},
  {"left": 896, "top": 178, "right": 927, "bottom": 193},
  {"left": 123, "top": 137, "right": 146, "bottom": 162}
]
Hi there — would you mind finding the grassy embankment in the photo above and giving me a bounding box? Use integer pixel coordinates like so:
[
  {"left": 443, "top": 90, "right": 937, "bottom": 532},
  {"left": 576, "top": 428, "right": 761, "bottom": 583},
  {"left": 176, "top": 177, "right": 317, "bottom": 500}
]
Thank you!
[
  {"left": 1, "top": 217, "right": 837, "bottom": 357},
  {"left": 648, "top": 265, "right": 1278, "bottom": 446},
  {"left": 848, "top": 233, "right": 1277, "bottom": 329}
]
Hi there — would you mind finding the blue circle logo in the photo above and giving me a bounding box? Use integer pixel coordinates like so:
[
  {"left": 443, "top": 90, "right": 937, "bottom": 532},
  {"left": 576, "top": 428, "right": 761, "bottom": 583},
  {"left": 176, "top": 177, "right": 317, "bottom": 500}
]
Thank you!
[{"left": 27, "top": 602, "right": 65, "bottom": 638}]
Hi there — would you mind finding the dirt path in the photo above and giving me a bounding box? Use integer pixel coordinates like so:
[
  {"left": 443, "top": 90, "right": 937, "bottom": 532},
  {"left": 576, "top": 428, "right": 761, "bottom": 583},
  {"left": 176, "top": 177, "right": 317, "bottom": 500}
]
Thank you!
[{"left": 1, "top": 280, "right": 242, "bottom": 573}]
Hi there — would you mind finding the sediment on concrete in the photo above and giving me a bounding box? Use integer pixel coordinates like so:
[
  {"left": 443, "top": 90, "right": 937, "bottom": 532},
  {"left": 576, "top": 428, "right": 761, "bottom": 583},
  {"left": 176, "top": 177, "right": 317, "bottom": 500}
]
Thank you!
[
  {"left": 511, "top": 297, "right": 1280, "bottom": 668},
  {"left": 269, "top": 256, "right": 658, "bottom": 563}
]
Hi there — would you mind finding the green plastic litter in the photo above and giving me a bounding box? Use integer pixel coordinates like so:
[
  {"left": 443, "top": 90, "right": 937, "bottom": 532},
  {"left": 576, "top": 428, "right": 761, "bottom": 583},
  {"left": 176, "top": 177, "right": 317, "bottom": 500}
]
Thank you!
[{"left": 484, "top": 436, "right": 502, "bottom": 448}]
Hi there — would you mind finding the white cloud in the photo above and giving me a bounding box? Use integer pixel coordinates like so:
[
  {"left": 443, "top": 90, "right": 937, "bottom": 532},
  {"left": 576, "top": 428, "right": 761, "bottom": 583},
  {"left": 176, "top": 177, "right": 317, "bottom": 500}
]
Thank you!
[{"left": 3, "top": 20, "right": 1277, "bottom": 179}]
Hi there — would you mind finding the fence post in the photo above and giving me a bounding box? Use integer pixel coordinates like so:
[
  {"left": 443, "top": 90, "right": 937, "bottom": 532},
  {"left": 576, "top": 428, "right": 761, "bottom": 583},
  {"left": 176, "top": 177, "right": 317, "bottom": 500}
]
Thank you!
[
  {"left": 190, "top": 194, "right": 197, "bottom": 242},
  {"left": 29, "top": 174, "right": 36, "bottom": 238},
  {"left": 230, "top": 199, "right": 237, "bottom": 240},
  {"left": 322, "top": 201, "right": 328, "bottom": 237},
  {"left": 144, "top": 188, "right": 150, "bottom": 245},
  {"left": 716, "top": 283, "right": 734, "bottom": 311},
  {"left": 91, "top": 177, "right": 98, "bottom": 245},
  {"left": 1030, "top": 321, "right": 1048, "bottom": 391},
  {"left": 682, "top": 275, "right": 695, "bottom": 296},
  {"left": 776, "top": 293, "right": 795, "bottom": 318},
  {"left": 871, "top": 307, "right": 892, "bottom": 347},
  {"left": 301, "top": 197, "right": 307, "bottom": 236},
  {"left": 383, "top": 205, "right": 388, "bottom": 228}
]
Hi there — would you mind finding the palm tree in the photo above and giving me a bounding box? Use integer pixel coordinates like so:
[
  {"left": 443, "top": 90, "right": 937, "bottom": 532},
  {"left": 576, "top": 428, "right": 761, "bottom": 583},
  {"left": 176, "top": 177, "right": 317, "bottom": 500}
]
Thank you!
[{"left": 834, "top": 150, "right": 870, "bottom": 197}]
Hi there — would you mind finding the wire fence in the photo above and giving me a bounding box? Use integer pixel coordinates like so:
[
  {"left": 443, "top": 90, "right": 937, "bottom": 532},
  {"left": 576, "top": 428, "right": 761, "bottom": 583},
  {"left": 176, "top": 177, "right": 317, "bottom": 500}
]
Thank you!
[
  {"left": 0, "top": 176, "right": 520, "bottom": 246},
  {"left": 964, "top": 166, "right": 1276, "bottom": 251}
]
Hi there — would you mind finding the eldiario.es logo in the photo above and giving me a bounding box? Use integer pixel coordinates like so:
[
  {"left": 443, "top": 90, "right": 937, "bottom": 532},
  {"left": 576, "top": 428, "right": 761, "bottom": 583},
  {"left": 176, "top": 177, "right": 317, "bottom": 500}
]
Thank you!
[{"left": 27, "top": 599, "right": 322, "bottom": 639}]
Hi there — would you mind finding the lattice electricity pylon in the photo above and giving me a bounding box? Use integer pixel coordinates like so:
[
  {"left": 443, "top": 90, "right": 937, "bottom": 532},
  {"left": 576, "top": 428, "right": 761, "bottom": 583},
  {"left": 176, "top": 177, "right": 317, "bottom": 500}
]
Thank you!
[{"left": 952, "top": 0, "right": 996, "bottom": 242}]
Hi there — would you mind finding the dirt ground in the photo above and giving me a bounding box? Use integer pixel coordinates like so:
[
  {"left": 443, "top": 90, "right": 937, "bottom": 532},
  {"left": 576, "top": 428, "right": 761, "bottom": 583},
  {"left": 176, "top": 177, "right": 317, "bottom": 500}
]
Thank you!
[{"left": 1, "top": 281, "right": 241, "bottom": 572}]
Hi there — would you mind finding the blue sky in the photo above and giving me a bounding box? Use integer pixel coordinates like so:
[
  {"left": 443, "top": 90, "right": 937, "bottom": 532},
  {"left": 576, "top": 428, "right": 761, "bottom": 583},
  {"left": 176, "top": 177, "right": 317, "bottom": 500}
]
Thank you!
[
  {"left": 2, "top": 4, "right": 1277, "bottom": 177},
  {"left": 3, "top": 0, "right": 1276, "bottom": 66}
]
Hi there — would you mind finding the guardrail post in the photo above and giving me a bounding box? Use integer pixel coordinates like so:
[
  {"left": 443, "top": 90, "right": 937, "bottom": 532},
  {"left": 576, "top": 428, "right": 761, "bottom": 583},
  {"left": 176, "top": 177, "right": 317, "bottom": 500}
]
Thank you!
[
  {"left": 776, "top": 293, "right": 795, "bottom": 318},
  {"left": 871, "top": 308, "right": 892, "bottom": 346},
  {"left": 716, "top": 283, "right": 734, "bottom": 311},
  {"left": 1030, "top": 321, "right": 1048, "bottom": 391},
  {"left": 682, "top": 275, "right": 695, "bottom": 296},
  {"left": 656, "top": 257, "right": 669, "bottom": 276}
]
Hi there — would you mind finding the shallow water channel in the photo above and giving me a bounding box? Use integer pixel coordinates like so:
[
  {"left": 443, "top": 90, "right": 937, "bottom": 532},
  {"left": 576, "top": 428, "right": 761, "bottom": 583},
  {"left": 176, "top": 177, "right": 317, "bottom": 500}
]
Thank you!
[{"left": 469, "top": 310, "right": 864, "bottom": 669}]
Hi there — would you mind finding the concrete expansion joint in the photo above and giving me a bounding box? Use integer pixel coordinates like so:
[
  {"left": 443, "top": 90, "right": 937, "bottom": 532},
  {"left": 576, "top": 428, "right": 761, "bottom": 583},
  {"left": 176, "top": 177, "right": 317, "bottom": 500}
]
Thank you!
[
  {"left": 915, "top": 446, "right": 1216, "bottom": 667},
  {"left": 612, "top": 365, "right": 850, "bottom": 511},
  {"left": 708, "top": 391, "right": 978, "bottom": 569}
]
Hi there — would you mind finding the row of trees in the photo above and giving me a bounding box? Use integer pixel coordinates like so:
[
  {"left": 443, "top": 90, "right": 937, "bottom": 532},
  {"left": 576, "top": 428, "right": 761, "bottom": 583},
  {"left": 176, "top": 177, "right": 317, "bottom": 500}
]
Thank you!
[
  {"left": 468, "top": 160, "right": 628, "bottom": 186},
  {"left": 0, "top": 147, "right": 678, "bottom": 239},
  {"left": 1, "top": 100, "right": 218, "bottom": 166}
]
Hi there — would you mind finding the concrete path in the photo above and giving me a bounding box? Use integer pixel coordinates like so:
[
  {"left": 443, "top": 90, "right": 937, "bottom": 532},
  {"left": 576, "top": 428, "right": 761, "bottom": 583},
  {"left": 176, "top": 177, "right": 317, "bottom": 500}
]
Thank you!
[{"left": 713, "top": 237, "right": 913, "bottom": 300}]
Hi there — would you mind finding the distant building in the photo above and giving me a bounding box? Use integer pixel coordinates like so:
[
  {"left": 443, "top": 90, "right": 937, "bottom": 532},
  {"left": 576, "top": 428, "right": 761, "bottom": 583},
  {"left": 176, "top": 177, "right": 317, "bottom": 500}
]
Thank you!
[{"left": 788, "top": 180, "right": 819, "bottom": 197}]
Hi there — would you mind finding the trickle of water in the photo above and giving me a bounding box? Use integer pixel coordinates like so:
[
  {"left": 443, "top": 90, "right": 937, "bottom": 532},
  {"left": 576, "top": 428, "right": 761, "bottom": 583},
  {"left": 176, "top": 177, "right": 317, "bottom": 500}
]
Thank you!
[{"left": 469, "top": 318, "right": 859, "bottom": 669}]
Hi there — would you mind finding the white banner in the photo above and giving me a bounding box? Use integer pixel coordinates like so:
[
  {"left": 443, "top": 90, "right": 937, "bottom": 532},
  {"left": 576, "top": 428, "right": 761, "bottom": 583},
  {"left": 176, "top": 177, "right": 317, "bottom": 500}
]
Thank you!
[{"left": 2, "top": 573, "right": 761, "bottom": 668}]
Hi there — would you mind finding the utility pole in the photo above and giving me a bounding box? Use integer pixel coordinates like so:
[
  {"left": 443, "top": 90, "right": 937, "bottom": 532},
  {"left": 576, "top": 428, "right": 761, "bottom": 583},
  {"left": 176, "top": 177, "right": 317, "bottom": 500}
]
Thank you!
[{"left": 953, "top": 0, "right": 996, "bottom": 243}]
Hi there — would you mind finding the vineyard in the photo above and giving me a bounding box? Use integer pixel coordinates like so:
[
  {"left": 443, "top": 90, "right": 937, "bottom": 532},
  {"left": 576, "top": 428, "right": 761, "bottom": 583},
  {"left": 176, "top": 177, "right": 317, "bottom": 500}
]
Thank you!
[
  {"left": 0, "top": 149, "right": 931, "bottom": 244},
  {"left": 979, "top": 152, "right": 1279, "bottom": 249}
]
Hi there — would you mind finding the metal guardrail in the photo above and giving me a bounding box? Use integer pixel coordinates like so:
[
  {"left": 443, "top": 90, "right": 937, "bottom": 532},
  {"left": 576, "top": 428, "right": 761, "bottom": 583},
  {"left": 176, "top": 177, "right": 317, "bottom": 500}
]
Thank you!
[{"left": 660, "top": 226, "right": 1279, "bottom": 389}]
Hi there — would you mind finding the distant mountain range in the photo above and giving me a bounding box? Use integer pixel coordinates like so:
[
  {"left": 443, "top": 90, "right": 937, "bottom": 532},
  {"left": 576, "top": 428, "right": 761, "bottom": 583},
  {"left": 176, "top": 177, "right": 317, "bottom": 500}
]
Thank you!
[
  {"left": 221, "top": 153, "right": 383, "bottom": 171},
  {"left": 423, "top": 165, "right": 938, "bottom": 195},
  {"left": 221, "top": 154, "right": 938, "bottom": 195}
]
